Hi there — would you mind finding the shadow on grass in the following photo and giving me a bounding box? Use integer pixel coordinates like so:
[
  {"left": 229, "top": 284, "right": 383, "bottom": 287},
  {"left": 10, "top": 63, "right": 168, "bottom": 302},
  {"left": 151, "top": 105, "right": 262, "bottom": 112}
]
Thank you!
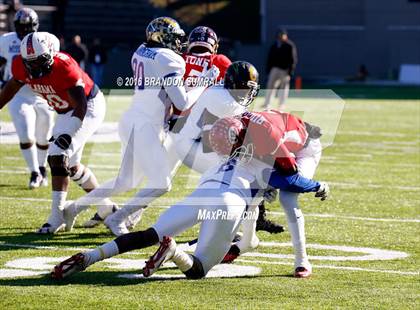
[
  {"left": 0, "top": 270, "right": 292, "bottom": 287},
  {"left": 0, "top": 231, "right": 116, "bottom": 250}
]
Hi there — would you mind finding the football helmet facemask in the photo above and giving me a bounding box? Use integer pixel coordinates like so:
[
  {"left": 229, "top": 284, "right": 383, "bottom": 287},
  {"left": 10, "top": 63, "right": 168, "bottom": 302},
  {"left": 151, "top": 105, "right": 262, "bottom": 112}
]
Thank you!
[
  {"left": 146, "top": 17, "right": 186, "bottom": 53},
  {"left": 20, "top": 32, "right": 55, "bottom": 78},
  {"left": 14, "top": 8, "right": 39, "bottom": 40},
  {"left": 187, "top": 26, "right": 219, "bottom": 54},
  {"left": 224, "top": 61, "right": 260, "bottom": 107}
]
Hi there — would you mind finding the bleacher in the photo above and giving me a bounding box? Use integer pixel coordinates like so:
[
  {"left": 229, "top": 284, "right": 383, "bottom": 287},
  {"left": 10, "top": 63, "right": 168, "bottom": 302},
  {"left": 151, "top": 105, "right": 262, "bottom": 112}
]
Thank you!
[{"left": 64, "top": 0, "right": 161, "bottom": 47}]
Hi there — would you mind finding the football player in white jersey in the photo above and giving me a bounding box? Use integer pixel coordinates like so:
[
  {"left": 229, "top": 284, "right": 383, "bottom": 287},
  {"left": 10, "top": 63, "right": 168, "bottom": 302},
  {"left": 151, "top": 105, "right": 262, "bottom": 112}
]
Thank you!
[
  {"left": 0, "top": 8, "right": 57, "bottom": 189},
  {"left": 61, "top": 17, "right": 219, "bottom": 235},
  {"left": 51, "top": 116, "right": 329, "bottom": 280}
]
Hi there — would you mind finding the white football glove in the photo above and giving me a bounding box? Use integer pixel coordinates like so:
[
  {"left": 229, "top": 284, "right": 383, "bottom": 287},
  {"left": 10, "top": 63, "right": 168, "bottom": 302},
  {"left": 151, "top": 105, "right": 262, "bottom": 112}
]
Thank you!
[
  {"left": 315, "top": 182, "right": 330, "bottom": 201},
  {"left": 200, "top": 65, "right": 220, "bottom": 82}
]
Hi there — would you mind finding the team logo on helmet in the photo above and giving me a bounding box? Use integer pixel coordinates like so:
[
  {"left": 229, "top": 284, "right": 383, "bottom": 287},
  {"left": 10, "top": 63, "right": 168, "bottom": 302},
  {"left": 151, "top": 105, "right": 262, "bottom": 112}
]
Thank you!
[{"left": 26, "top": 33, "right": 35, "bottom": 58}]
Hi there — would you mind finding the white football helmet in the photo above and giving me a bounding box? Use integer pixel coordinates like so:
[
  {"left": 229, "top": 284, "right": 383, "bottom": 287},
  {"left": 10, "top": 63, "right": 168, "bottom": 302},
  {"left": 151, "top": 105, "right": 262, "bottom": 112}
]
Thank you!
[{"left": 20, "top": 32, "right": 56, "bottom": 78}]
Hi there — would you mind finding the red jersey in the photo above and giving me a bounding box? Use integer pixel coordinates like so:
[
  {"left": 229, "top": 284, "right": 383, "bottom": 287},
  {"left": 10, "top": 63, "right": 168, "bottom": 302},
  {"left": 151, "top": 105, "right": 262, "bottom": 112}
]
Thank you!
[
  {"left": 242, "top": 110, "right": 308, "bottom": 172},
  {"left": 12, "top": 52, "right": 94, "bottom": 114},
  {"left": 183, "top": 52, "right": 231, "bottom": 84},
  {"left": 172, "top": 53, "right": 231, "bottom": 117}
]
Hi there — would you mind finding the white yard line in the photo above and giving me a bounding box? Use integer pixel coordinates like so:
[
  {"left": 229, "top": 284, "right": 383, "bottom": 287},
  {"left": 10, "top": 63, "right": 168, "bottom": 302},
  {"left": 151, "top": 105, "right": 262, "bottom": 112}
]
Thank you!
[
  {"left": 0, "top": 242, "right": 417, "bottom": 277},
  {"left": 235, "top": 259, "right": 419, "bottom": 276}
]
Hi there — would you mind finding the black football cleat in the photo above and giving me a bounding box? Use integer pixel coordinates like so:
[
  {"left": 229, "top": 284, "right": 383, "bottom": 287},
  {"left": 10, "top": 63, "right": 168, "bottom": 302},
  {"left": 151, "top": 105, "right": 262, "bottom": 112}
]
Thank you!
[{"left": 256, "top": 201, "right": 285, "bottom": 234}]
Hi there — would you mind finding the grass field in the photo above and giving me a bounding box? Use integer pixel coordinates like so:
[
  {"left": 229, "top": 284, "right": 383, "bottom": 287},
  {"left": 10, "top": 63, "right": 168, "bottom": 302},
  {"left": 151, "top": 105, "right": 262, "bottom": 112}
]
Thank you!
[{"left": 0, "top": 90, "right": 419, "bottom": 309}]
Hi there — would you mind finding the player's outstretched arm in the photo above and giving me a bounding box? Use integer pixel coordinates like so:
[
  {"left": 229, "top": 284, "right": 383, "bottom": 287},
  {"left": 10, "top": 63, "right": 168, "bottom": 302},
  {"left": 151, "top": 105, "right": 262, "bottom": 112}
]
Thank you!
[
  {"left": 263, "top": 168, "right": 330, "bottom": 200},
  {"left": 0, "top": 78, "right": 23, "bottom": 109},
  {"left": 165, "top": 66, "right": 220, "bottom": 111}
]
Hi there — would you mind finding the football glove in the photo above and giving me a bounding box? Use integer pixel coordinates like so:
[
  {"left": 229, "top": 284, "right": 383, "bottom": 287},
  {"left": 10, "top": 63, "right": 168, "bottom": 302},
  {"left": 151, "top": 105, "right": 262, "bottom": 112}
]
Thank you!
[
  {"left": 315, "top": 182, "right": 330, "bottom": 201},
  {"left": 200, "top": 65, "right": 220, "bottom": 82}
]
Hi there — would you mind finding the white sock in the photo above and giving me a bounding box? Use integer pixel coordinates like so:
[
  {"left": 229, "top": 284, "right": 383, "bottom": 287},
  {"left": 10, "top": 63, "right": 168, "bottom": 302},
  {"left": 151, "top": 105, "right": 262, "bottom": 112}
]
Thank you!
[
  {"left": 280, "top": 192, "right": 310, "bottom": 268},
  {"left": 171, "top": 248, "right": 193, "bottom": 272},
  {"left": 84, "top": 240, "right": 119, "bottom": 267},
  {"left": 288, "top": 209, "right": 309, "bottom": 268},
  {"left": 37, "top": 147, "right": 48, "bottom": 168},
  {"left": 21, "top": 146, "right": 39, "bottom": 172},
  {"left": 52, "top": 191, "right": 67, "bottom": 211}
]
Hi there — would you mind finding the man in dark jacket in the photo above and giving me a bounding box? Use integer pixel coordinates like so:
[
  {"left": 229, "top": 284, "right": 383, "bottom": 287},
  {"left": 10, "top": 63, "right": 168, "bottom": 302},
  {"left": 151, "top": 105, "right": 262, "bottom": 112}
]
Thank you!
[
  {"left": 263, "top": 29, "right": 297, "bottom": 110},
  {"left": 88, "top": 38, "right": 107, "bottom": 87}
]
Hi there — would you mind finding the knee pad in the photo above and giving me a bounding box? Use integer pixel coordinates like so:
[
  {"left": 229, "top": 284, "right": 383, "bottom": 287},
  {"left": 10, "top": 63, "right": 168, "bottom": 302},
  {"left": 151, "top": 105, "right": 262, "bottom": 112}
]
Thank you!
[
  {"left": 69, "top": 164, "right": 91, "bottom": 186},
  {"left": 20, "top": 142, "right": 34, "bottom": 150},
  {"left": 36, "top": 143, "right": 49, "bottom": 150},
  {"left": 183, "top": 255, "right": 205, "bottom": 279},
  {"left": 47, "top": 155, "right": 70, "bottom": 176}
]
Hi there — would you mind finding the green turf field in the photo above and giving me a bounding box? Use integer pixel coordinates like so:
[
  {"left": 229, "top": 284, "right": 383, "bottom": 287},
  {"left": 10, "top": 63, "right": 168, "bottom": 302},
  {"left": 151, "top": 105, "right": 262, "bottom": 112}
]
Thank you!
[{"left": 0, "top": 92, "right": 419, "bottom": 309}]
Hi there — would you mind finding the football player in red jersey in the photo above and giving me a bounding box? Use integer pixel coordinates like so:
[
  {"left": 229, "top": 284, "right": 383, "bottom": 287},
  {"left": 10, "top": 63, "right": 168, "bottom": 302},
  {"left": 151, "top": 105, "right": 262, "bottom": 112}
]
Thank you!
[
  {"left": 170, "top": 26, "right": 231, "bottom": 128},
  {"left": 0, "top": 32, "right": 115, "bottom": 234},
  {"left": 51, "top": 110, "right": 328, "bottom": 281},
  {"left": 208, "top": 110, "right": 328, "bottom": 278}
]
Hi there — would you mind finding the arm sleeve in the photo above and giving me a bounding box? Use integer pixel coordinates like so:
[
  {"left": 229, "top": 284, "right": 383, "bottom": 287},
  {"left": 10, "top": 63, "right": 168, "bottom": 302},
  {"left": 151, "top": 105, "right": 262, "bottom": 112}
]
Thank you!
[{"left": 262, "top": 168, "right": 321, "bottom": 193}]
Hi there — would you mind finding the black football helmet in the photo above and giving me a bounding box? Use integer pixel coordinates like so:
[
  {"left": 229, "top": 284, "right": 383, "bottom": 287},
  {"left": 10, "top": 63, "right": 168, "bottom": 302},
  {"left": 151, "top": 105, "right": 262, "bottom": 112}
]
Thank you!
[
  {"left": 187, "top": 26, "right": 219, "bottom": 54},
  {"left": 145, "top": 17, "right": 185, "bottom": 53},
  {"left": 14, "top": 8, "right": 39, "bottom": 40},
  {"left": 224, "top": 61, "right": 260, "bottom": 106}
]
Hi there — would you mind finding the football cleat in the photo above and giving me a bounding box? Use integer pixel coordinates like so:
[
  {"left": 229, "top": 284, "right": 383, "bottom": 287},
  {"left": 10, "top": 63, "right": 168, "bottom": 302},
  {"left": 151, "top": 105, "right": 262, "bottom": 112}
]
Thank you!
[
  {"left": 62, "top": 201, "right": 78, "bottom": 232},
  {"left": 143, "top": 236, "right": 176, "bottom": 278},
  {"left": 51, "top": 253, "right": 87, "bottom": 280},
  {"left": 28, "top": 171, "right": 42, "bottom": 189},
  {"left": 125, "top": 209, "right": 143, "bottom": 230},
  {"left": 221, "top": 244, "right": 240, "bottom": 264},
  {"left": 104, "top": 212, "right": 129, "bottom": 236},
  {"left": 39, "top": 166, "right": 48, "bottom": 187},
  {"left": 256, "top": 201, "right": 285, "bottom": 234},
  {"left": 221, "top": 252, "right": 239, "bottom": 264},
  {"left": 36, "top": 222, "right": 65, "bottom": 234},
  {"left": 83, "top": 205, "right": 119, "bottom": 228},
  {"left": 294, "top": 266, "right": 312, "bottom": 278}
]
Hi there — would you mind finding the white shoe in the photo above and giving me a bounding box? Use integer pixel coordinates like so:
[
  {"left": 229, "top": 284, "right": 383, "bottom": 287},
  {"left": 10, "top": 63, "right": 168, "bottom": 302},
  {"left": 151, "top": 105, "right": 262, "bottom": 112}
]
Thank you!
[
  {"left": 62, "top": 201, "right": 78, "bottom": 232},
  {"left": 29, "top": 172, "right": 42, "bottom": 189},
  {"left": 37, "top": 204, "right": 66, "bottom": 234},
  {"left": 125, "top": 209, "right": 143, "bottom": 230},
  {"left": 37, "top": 222, "right": 65, "bottom": 234},
  {"left": 104, "top": 212, "right": 129, "bottom": 236},
  {"left": 143, "top": 236, "right": 176, "bottom": 277}
]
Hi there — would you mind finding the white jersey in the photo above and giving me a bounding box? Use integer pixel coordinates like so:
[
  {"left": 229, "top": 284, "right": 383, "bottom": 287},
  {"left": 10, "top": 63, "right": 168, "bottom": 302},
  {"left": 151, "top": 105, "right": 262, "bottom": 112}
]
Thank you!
[
  {"left": 179, "top": 85, "right": 246, "bottom": 140},
  {"left": 0, "top": 32, "right": 59, "bottom": 81},
  {"left": 129, "top": 44, "right": 185, "bottom": 125},
  {"left": 199, "top": 158, "right": 271, "bottom": 205}
]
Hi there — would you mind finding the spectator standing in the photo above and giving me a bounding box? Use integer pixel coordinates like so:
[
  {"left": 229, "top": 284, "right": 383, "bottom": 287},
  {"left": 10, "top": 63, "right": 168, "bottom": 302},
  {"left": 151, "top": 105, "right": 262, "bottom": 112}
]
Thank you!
[
  {"left": 66, "top": 35, "right": 88, "bottom": 69},
  {"left": 263, "top": 29, "right": 297, "bottom": 110},
  {"left": 88, "top": 38, "right": 107, "bottom": 87}
]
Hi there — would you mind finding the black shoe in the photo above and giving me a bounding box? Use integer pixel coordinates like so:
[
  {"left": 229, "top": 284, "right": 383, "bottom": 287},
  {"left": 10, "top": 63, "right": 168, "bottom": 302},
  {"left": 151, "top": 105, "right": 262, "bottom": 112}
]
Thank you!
[
  {"left": 39, "top": 166, "right": 48, "bottom": 187},
  {"left": 29, "top": 171, "right": 42, "bottom": 189},
  {"left": 256, "top": 201, "right": 285, "bottom": 234}
]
